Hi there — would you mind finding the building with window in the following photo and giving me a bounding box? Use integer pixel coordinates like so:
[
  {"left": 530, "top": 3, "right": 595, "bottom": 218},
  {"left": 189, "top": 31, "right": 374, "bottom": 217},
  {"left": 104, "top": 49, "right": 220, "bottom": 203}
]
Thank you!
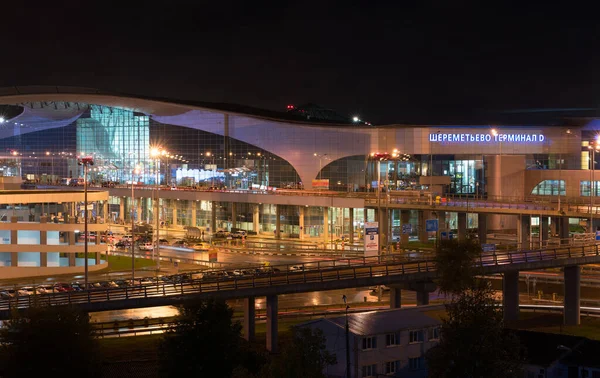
[
  {"left": 2, "top": 87, "right": 600, "bottom": 235},
  {"left": 300, "top": 306, "right": 441, "bottom": 378}
]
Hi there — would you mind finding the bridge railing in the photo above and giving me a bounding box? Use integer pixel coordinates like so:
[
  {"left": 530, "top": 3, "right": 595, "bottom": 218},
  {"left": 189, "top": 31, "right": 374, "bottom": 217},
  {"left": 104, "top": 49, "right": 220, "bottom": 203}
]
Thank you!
[{"left": 1, "top": 243, "right": 599, "bottom": 314}]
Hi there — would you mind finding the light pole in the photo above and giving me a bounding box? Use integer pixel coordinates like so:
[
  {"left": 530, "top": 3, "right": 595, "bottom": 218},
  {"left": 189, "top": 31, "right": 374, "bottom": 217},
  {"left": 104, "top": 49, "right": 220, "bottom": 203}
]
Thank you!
[
  {"left": 46, "top": 151, "right": 54, "bottom": 183},
  {"left": 588, "top": 140, "right": 600, "bottom": 233},
  {"left": 151, "top": 147, "right": 168, "bottom": 271},
  {"left": 206, "top": 152, "right": 214, "bottom": 187},
  {"left": 491, "top": 128, "right": 502, "bottom": 202},
  {"left": 313, "top": 153, "right": 328, "bottom": 180},
  {"left": 78, "top": 156, "right": 94, "bottom": 290},
  {"left": 131, "top": 165, "right": 140, "bottom": 281},
  {"left": 342, "top": 294, "right": 351, "bottom": 378}
]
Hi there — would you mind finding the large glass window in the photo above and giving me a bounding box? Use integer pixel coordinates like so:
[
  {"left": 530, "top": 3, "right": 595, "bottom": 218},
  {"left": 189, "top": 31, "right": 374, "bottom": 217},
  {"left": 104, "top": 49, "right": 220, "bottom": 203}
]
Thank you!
[
  {"left": 580, "top": 181, "right": 600, "bottom": 196},
  {"left": 531, "top": 180, "right": 566, "bottom": 196}
]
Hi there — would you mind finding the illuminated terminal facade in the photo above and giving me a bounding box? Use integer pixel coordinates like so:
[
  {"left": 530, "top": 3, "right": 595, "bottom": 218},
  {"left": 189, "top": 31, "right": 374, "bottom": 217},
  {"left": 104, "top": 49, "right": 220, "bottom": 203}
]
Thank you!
[{"left": 0, "top": 86, "right": 599, "bottom": 242}]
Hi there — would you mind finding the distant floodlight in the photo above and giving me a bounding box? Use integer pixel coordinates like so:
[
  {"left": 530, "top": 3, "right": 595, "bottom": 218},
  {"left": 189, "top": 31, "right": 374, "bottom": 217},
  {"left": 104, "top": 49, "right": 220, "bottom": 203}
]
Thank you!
[{"left": 352, "top": 116, "right": 359, "bottom": 122}]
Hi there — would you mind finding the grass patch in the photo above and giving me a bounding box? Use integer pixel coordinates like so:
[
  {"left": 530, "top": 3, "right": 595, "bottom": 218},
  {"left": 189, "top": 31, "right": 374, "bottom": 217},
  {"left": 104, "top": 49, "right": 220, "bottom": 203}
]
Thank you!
[
  {"left": 99, "top": 334, "right": 161, "bottom": 361},
  {"left": 105, "top": 254, "right": 156, "bottom": 271}
]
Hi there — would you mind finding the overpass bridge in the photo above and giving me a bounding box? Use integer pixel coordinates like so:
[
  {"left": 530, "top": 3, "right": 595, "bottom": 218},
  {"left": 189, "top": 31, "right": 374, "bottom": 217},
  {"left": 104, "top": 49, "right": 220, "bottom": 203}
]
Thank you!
[{"left": 1, "top": 242, "right": 597, "bottom": 351}]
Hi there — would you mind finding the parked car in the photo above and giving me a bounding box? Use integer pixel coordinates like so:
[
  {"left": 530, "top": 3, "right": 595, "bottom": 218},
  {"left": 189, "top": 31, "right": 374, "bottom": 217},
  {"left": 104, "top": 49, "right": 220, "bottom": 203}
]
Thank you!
[
  {"left": 231, "top": 230, "right": 247, "bottom": 239},
  {"left": 214, "top": 230, "right": 230, "bottom": 239},
  {"left": 54, "top": 283, "right": 74, "bottom": 292},
  {"left": 289, "top": 265, "right": 305, "bottom": 271},
  {"left": 18, "top": 287, "right": 35, "bottom": 296},
  {"left": 36, "top": 285, "right": 55, "bottom": 294},
  {"left": 159, "top": 238, "right": 169, "bottom": 245},
  {"left": 115, "top": 240, "right": 130, "bottom": 248},
  {"left": 0, "top": 290, "right": 15, "bottom": 299}
]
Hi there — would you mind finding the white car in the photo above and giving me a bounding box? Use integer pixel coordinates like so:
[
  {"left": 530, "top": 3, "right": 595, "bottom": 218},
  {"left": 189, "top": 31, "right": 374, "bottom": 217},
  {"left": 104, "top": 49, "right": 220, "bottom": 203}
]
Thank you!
[
  {"left": 18, "top": 287, "right": 35, "bottom": 296},
  {"left": 192, "top": 243, "right": 211, "bottom": 251},
  {"left": 139, "top": 242, "right": 154, "bottom": 251},
  {"left": 289, "top": 265, "right": 305, "bottom": 271}
]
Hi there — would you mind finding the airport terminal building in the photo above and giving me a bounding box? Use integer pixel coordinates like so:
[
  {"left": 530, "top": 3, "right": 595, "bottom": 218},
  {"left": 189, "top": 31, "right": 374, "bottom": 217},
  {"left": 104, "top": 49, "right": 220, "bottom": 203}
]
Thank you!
[{"left": 0, "top": 86, "right": 599, "bottom": 245}]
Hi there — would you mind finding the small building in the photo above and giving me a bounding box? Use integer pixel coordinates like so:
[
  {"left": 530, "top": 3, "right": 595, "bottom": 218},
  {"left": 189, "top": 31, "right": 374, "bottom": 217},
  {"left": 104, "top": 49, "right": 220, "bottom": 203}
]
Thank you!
[{"left": 300, "top": 305, "right": 442, "bottom": 378}]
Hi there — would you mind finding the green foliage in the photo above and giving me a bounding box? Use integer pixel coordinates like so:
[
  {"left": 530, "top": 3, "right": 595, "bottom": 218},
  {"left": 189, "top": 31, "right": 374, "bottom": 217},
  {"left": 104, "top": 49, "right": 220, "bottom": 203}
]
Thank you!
[
  {"left": 434, "top": 239, "right": 482, "bottom": 294},
  {"left": 426, "top": 283, "right": 524, "bottom": 378},
  {"left": 0, "top": 305, "right": 101, "bottom": 378},
  {"left": 159, "top": 298, "right": 264, "bottom": 378},
  {"left": 261, "top": 327, "right": 336, "bottom": 378}
]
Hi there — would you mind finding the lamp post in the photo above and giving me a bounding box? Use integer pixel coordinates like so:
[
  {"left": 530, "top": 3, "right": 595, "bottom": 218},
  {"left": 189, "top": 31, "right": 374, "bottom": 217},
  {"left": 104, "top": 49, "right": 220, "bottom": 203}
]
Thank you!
[
  {"left": 206, "top": 152, "right": 214, "bottom": 187},
  {"left": 313, "top": 153, "right": 328, "bottom": 180},
  {"left": 131, "top": 166, "right": 140, "bottom": 281},
  {"left": 491, "top": 128, "right": 502, "bottom": 202},
  {"left": 78, "top": 156, "right": 94, "bottom": 290},
  {"left": 151, "top": 147, "right": 168, "bottom": 271},
  {"left": 342, "top": 294, "right": 351, "bottom": 378},
  {"left": 46, "top": 151, "right": 54, "bottom": 183},
  {"left": 588, "top": 140, "right": 600, "bottom": 233}
]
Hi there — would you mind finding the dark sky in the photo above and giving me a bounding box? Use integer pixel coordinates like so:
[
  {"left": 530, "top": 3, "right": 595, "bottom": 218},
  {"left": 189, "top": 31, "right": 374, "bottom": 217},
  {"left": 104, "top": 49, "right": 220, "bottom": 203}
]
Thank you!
[{"left": 2, "top": 1, "right": 600, "bottom": 124}]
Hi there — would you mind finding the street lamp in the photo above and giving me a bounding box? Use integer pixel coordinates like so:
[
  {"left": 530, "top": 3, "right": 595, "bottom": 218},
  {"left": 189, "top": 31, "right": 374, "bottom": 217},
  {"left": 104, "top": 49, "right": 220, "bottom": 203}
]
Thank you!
[
  {"left": 588, "top": 139, "right": 600, "bottom": 233},
  {"left": 131, "top": 165, "right": 140, "bottom": 281},
  {"left": 206, "top": 152, "right": 214, "bottom": 187},
  {"left": 46, "top": 151, "right": 54, "bottom": 183},
  {"left": 151, "top": 147, "right": 168, "bottom": 271},
  {"left": 313, "top": 153, "right": 328, "bottom": 180},
  {"left": 342, "top": 294, "right": 351, "bottom": 378},
  {"left": 78, "top": 156, "right": 94, "bottom": 290},
  {"left": 491, "top": 128, "right": 502, "bottom": 201}
]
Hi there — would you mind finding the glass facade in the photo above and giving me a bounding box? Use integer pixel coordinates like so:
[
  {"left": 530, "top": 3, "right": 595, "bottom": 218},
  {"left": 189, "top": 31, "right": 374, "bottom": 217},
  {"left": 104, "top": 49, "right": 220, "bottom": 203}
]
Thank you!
[
  {"left": 580, "top": 181, "right": 600, "bottom": 196},
  {"left": 531, "top": 180, "right": 566, "bottom": 196}
]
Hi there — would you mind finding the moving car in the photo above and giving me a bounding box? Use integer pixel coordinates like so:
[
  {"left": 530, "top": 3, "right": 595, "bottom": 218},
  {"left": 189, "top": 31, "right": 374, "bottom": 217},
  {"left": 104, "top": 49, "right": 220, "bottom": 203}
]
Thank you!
[
  {"left": 139, "top": 242, "right": 154, "bottom": 251},
  {"left": 192, "top": 242, "right": 211, "bottom": 251}
]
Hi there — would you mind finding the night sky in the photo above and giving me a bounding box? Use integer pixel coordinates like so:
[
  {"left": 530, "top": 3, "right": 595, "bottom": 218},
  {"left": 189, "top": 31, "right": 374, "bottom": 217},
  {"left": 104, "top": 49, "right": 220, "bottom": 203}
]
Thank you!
[{"left": 1, "top": 1, "right": 600, "bottom": 124}]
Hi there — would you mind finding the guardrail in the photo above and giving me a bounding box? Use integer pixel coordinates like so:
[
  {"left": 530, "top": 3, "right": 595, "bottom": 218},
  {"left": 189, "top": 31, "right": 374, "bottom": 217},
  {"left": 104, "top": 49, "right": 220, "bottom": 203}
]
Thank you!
[{"left": 1, "top": 243, "right": 598, "bottom": 315}]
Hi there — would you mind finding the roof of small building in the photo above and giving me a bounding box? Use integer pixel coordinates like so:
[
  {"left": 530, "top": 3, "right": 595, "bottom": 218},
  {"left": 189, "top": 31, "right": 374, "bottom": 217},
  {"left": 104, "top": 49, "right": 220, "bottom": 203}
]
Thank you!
[
  {"left": 309, "top": 306, "right": 442, "bottom": 336},
  {"left": 516, "top": 330, "right": 586, "bottom": 367}
]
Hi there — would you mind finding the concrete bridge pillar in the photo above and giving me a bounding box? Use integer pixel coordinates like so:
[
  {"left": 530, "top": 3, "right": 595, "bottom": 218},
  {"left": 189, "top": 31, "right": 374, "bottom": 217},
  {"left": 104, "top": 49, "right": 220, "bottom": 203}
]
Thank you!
[
  {"left": 558, "top": 217, "right": 570, "bottom": 245},
  {"left": 478, "top": 213, "right": 487, "bottom": 243},
  {"left": 299, "top": 206, "right": 305, "bottom": 240},
  {"left": 540, "top": 216, "right": 549, "bottom": 246},
  {"left": 136, "top": 200, "right": 142, "bottom": 224},
  {"left": 416, "top": 291, "right": 429, "bottom": 306},
  {"left": 275, "top": 205, "right": 281, "bottom": 239},
  {"left": 418, "top": 211, "right": 428, "bottom": 243},
  {"left": 172, "top": 206, "right": 178, "bottom": 227},
  {"left": 253, "top": 204, "right": 260, "bottom": 233},
  {"left": 564, "top": 265, "right": 581, "bottom": 326},
  {"left": 231, "top": 202, "right": 237, "bottom": 231},
  {"left": 518, "top": 215, "right": 531, "bottom": 250},
  {"left": 379, "top": 207, "right": 389, "bottom": 249},
  {"left": 348, "top": 207, "right": 354, "bottom": 243},
  {"left": 323, "top": 207, "right": 329, "bottom": 242},
  {"left": 266, "top": 294, "right": 278, "bottom": 353},
  {"left": 437, "top": 210, "right": 446, "bottom": 230},
  {"left": 390, "top": 285, "right": 402, "bottom": 308},
  {"left": 503, "top": 270, "right": 519, "bottom": 322},
  {"left": 211, "top": 202, "right": 217, "bottom": 233},
  {"left": 400, "top": 210, "right": 410, "bottom": 244},
  {"left": 243, "top": 297, "right": 255, "bottom": 342},
  {"left": 457, "top": 212, "right": 467, "bottom": 241}
]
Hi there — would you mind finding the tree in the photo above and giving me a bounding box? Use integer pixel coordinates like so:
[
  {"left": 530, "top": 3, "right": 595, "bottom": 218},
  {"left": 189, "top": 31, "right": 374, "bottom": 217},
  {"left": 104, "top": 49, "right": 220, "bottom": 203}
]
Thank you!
[
  {"left": 434, "top": 238, "right": 482, "bottom": 294},
  {"left": 158, "top": 297, "right": 245, "bottom": 378},
  {"left": 0, "top": 305, "right": 101, "bottom": 378},
  {"left": 426, "top": 282, "right": 523, "bottom": 378},
  {"left": 261, "top": 327, "right": 336, "bottom": 378}
]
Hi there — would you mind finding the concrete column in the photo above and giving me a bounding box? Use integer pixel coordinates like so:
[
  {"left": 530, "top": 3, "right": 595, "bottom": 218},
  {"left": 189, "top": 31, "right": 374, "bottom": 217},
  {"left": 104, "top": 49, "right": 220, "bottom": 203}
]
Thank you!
[
  {"left": 102, "top": 201, "right": 108, "bottom": 224},
  {"left": 253, "top": 204, "right": 260, "bottom": 233},
  {"left": 275, "top": 205, "right": 281, "bottom": 239},
  {"left": 10, "top": 216, "right": 18, "bottom": 267},
  {"left": 541, "top": 216, "right": 549, "bottom": 245},
  {"left": 348, "top": 208, "right": 354, "bottom": 243},
  {"left": 390, "top": 286, "right": 401, "bottom": 308},
  {"left": 211, "top": 202, "right": 217, "bottom": 232},
  {"left": 416, "top": 291, "right": 429, "bottom": 306},
  {"left": 550, "top": 217, "right": 559, "bottom": 237},
  {"left": 40, "top": 216, "right": 48, "bottom": 267},
  {"left": 231, "top": 202, "right": 237, "bottom": 230},
  {"left": 418, "top": 211, "right": 428, "bottom": 243},
  {"left": 379, "top": 207, "right": 389, "bottom": 249},
  {"left": 478, "top": 213, "right": 487, "bottom": 243},
  {"left": 518, "top": 215, "right": 531, "bottom": 250},
  {"left": 172, "top": 205, "right": 178, "bottom": 227},
  {"left": 457, "top": 212, "right": 467, "bottom": 241},
  {"left": 299, "top": 206, "right": 305, "bottom": 240},
  {"left": 191, "top": 201, "right": 197, "bottom": 228},
  {"left": 119, "top": 199, "right": 125, "bottom": 223},
  {"left": 323, "top": 207, "right": 329, "bottom": 242},
  {"left": 437, "top": 211, "right": 446, "bottom": 230},
  {"left": 68, "top": 217, "right": 76, "bottom": 267},
  {"left": 136, "top": 201, "right": 142, "bottom": 224},
  {"left": 400, "top": 210, "right": 410, "bottom": 244},
  {"left": 558, "top": 217, "right": 570, "bottom": 245},
  {"left": 243, "top": 297, "right": 255, "bottom": 342},
  {"left": 564, "top": 265, "right": 581, "bottom": 326},
  {"left": 266, "top": 294, "right": 278, "bottom": 353},
  {"left": 503, "top": 271, "right": 519, "bottom": 322}
]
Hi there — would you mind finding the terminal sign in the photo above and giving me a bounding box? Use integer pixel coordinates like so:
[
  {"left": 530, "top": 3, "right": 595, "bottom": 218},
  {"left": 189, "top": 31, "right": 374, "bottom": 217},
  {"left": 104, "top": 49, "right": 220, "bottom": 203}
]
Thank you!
[{"left": 429, "top": 132, "right": 545, "bottom": 143}]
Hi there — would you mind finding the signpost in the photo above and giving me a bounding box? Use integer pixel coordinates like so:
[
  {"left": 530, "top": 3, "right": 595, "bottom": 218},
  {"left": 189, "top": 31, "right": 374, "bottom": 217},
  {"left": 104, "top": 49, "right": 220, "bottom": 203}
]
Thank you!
[
  {"left": 402, "top": 224, "right": 412, "bottom": 234},
  {"left": 426, "top": 219, "right": 438, "bottom": 232},
  {"left": 364, "top": 222, "right": 379, "bottom": 257}
]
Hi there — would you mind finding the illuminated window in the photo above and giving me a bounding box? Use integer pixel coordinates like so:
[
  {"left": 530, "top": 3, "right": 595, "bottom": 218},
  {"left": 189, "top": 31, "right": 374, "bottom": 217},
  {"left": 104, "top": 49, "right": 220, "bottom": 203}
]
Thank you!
[{"left": 531, "top": 180, "right": 565, "bottom": 196}]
